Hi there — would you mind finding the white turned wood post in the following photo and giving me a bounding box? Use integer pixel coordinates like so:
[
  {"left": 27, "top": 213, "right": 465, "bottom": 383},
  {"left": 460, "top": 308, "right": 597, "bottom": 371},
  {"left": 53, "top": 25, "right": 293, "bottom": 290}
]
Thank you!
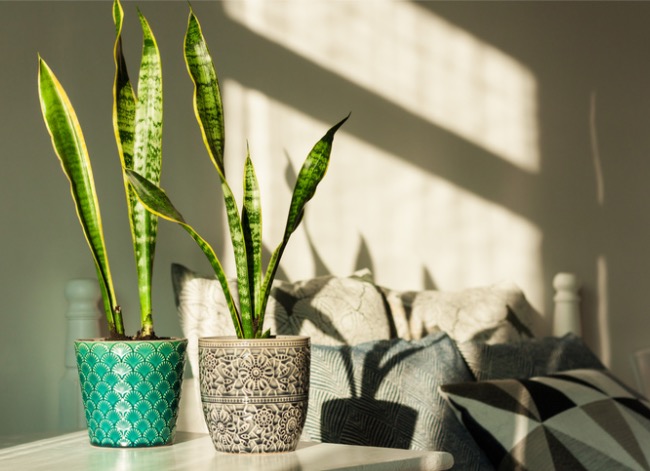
[
  {"left": 58, "top": 279, "right": 101, "bottom": 432},
  {"left": 553, "top": 273, "right": 582, "bottom": 337}
]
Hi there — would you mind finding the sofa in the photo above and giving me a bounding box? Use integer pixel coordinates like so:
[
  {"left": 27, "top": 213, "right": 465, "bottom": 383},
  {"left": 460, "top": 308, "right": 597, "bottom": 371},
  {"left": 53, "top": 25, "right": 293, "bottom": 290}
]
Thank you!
[{"left": 173, "top": 264, "right": 650, "bottom": 470}]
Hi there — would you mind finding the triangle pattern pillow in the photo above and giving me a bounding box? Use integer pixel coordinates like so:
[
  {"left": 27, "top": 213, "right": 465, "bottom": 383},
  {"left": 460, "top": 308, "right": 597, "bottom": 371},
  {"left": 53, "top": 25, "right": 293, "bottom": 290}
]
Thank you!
[{"left": 439, "top": 369, "right": 650, "bottom": 470}]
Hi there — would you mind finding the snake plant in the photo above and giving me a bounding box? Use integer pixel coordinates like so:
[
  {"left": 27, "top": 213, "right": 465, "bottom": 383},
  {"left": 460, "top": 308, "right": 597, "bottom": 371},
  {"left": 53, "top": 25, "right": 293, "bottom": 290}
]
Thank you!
[
  {"left": 127, "top": 8, "right": 348, "bottom": 339},
  {"left": 38, "top": 0, "right": 162, "bottom": 339}
]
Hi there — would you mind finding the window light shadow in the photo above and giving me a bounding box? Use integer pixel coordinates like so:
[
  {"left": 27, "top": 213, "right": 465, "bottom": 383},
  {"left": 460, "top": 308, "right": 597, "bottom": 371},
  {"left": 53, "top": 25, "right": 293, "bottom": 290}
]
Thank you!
[
  {"left": 215, "top": 3, "right": 544, "bottom": 315},
  {"left": 222, "top": 0, "right": 539, "bottom": 174}
]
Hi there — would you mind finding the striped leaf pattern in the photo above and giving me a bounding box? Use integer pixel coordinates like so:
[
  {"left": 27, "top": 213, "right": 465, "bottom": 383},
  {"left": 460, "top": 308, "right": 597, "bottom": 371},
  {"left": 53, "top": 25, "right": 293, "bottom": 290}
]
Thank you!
[
  {"left": 113, "top": 0, "right": 163, "bottom": 337},
  {"left": 38, "top": 58, "right": 124, "bottom": 337},
  {"left": 126, "top": 6, "right": 348, "bottom": 339},
  {"left": 184, "top": 10, "right": 253, "bottom": 336},
  {"left": 242, "top": 153, "right": 263, "bottom": 330},
  {"left": 184, "top": 11, "right": 225, "bottom": 174},
  {"left": 112, "top": 0, "right": 135, "bottom": 171},
  {"left": 126, "top": 170, "right": 244, "bottom": 338}
]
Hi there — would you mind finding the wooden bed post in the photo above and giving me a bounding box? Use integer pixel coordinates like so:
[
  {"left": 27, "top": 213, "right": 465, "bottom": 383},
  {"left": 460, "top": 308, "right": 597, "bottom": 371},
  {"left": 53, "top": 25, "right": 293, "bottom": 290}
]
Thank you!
[
  {"left": 59, "top": 279, "right": 101, "bottom": 432},
  {"left": 552, "top": 273, "right": 582, "bottom": 337}
]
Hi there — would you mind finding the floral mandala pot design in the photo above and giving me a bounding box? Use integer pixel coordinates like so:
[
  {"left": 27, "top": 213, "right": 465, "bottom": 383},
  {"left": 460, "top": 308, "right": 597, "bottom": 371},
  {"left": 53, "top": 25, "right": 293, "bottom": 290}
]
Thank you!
[
  {"left": 74, "top": 338, "right": 187, "bottom": 447},
  {"left": 198, "top": 336, "right": 310, "bottom": 453}
]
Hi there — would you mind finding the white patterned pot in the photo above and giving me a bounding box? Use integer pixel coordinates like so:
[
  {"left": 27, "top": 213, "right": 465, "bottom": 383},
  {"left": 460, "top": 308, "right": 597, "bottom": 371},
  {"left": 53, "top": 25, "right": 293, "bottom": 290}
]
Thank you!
[{"left": 198, "top": 336, "right": 310, "bottom": 453}]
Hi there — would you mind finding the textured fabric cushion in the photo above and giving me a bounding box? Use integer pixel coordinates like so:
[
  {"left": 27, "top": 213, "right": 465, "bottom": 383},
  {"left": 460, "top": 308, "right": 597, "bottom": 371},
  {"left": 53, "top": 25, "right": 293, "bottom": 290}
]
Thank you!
[
  {"left": 304, "top": 332, "right": 494, "bottom": 470},
  {"left": 172, "top": 264, "right": 391, "bottom": 378},
  {"left": 457, "top": 333, "right": 605, "bottom": 381},
  {"left": 440, "top": 368, "right": 650, "bottom": 470},
  {"left": 380, "top": 281, "right": 538, "bottom": 343}
]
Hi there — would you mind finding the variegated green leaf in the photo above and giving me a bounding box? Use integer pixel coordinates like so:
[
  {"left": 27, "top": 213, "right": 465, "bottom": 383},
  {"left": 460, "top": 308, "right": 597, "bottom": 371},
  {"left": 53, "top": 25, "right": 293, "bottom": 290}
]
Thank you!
[
  {"left": 38, "top": 57, "right": 124, "bottom": 337},
  {"left": 242, "top": 151, "right": 262, "bottom": 330},
  {"left": 285, "top": 115, "right": 349, "bottom": 237},
  {"left": 133, "top": 9, "right": 163, "bottom": 187},
  {"left": 132, "top": 6, "right": 163, "bottom": 335},
  {"left": 112, "top": 0, "right": 135, "bottom": 171},
  {"left": 258, "top": 115, "right": 349, "bottom": 326},
  {"left": 113, "top": 0, "right": 163, "bottom": 337},
  {"left": 184, "top": 9, "right": 253, "bottom": 337},
  {"left": 184, "top": 10, "right": 224, "bottom": 174},
  {"left": 126, "top": 169, "right": 244, "bottom": 338}
]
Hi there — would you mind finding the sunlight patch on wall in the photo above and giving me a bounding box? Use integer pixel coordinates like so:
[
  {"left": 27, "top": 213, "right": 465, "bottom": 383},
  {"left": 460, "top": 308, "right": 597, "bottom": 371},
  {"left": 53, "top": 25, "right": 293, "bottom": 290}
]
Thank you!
[
  {"left": 223, "top": 0, "right": 539, "bottom": 173},
  {"left": 597, "top": 255, "right": 611, "bottom": 367},
  {"left": 222, "top": 81, "right": 543, "bottom": 309},
  {"left": 590, "top": 92, "right": 605, "bottom": 205}
]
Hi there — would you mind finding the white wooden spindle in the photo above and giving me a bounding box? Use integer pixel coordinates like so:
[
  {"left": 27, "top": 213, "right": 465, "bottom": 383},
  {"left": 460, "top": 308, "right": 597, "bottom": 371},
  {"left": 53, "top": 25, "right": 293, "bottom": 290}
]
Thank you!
[
  {"left": 58, "top": 279, "right": 101, "bottom": 432},
  {"left": 552, "top": 273, "right": 582, "bottom": 337}
]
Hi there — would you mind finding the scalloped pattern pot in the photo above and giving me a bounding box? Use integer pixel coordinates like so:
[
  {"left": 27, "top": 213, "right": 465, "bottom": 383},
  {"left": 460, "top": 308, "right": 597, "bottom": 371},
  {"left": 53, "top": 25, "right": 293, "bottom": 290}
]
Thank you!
[{"left": 74, "top": 338, "right": 187, "bottom": 447}]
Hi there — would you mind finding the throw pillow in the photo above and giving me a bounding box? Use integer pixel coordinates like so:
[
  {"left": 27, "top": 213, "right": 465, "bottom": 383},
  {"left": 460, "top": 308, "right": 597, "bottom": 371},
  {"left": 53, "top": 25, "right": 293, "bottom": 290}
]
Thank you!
[
  {"left": 304, "top": 332, "right": 494, "bottom": 470},
  {"left": 172, "top": 263, "right": 392, "bottom": 378},
  {"left": 380, "top": 281, "right": 539, "bottom": 344},
  {"left": 440, "top": 368, "right": 650, "bottom": 470},
  {"left": 457, "top": 333, "right": 605, "bottom": 381}
]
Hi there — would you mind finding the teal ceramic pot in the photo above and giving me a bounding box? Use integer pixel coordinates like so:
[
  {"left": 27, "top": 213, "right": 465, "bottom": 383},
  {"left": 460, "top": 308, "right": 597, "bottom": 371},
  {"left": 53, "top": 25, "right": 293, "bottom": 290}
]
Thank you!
[
  {"left": 74, "top": 338, "right": 187, "bottom": 447},
  {"left": 198, "top": 336, "right": 310, "bottom": 453}
]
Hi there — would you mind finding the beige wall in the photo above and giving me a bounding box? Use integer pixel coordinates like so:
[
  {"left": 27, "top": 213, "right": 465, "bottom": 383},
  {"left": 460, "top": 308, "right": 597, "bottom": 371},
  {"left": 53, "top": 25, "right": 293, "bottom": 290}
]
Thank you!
[{"left": 2, "top": 1, "right": 650, "bottom": 435}]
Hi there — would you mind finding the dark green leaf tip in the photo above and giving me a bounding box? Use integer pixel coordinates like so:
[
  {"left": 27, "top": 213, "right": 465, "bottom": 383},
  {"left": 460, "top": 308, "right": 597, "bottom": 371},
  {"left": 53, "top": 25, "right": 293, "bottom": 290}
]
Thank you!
[{"left": 329, "top": 113, "right": 350, "bottom": 136}]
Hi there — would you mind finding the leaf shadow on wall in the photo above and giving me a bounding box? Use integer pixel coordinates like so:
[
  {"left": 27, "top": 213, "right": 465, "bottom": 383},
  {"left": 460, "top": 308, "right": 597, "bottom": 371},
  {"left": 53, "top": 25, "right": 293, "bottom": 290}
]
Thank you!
[
  {"left": 319, "top": 342, "right": 424, "bottom": 449},
  {"left": 282, "top": 152, "right": 438, "bottom": 289}
]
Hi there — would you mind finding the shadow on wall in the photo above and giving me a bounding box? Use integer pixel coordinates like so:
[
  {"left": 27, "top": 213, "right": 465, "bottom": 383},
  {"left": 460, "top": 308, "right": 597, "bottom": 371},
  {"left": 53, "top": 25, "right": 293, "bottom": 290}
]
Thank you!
[
  {"left": 218, "top": 0, "right": 546, "bottom": 317},
  {"left": 319, "top": 342, "right": 423, "bottom": 449},
  {"left": 281, "top": 152, "right": 439, "bottom": 291}
]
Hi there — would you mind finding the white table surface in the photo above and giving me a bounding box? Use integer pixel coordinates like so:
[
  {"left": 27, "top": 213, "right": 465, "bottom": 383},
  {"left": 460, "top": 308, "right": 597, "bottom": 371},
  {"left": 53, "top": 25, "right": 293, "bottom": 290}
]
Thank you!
[{"left": 0, "top": 431, "right": 454, "bottom": 471}]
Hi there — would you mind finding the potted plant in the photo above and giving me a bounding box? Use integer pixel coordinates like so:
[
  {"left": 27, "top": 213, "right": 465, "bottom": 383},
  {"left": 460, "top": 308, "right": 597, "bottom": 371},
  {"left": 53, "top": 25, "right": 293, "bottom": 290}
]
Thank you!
[
  {"left": 125, "top": 7, "right": 348, "bottom": 453},
  {"left": 38, "top": 0, "right": 186, "bottom": 447}
]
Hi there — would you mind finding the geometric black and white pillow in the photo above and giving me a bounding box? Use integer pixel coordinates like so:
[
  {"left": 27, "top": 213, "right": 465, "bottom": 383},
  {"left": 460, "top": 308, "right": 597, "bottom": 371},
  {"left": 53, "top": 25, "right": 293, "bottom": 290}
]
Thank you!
[{"left": 440, "top": 369, "right": 650, "bottom": 470}]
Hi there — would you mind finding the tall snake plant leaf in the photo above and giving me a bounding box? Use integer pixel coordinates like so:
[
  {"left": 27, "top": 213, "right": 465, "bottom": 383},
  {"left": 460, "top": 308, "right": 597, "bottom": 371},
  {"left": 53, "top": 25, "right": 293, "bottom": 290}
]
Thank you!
[
  {"left": 184, "top": 9, "right": 253, "bottom": 336},
  {"left": 257, "top": 114, "right": 349, "bottom": 328},
  {"left": 127, "top": 112, "right": 348, "bottom": 339},
  {"left": 125, "top": 169, "right": 244, "bottom": 338},
  {"left": 113, "top": 0, "right": 163, "bottom": 337},
  {"left": 38, "top": 58, "right": 124, "bottom": 338},
  {"left": 242, "top": 151, "right": 262, "bottom": 332},
  {"left": 184, "top": 10, "right": 224, "bottom": 173}
]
